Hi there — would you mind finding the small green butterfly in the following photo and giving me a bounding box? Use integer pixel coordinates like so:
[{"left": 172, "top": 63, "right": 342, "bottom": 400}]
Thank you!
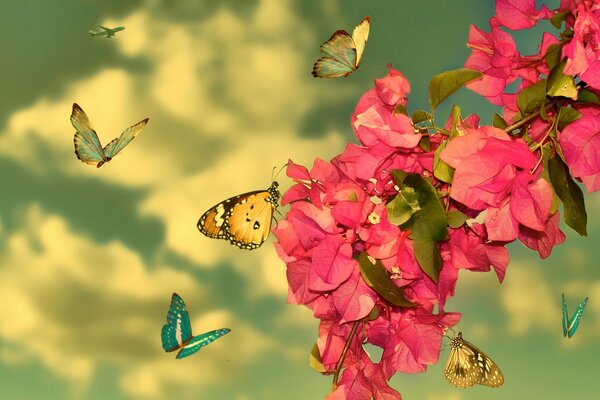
[
  {"left": 562, "top": 293, "right": 588, "bottom": 338},
  {"left": 444, "top": 332, "right": 504, "bottom": 388},
  {"left": 311, "top": 16, "right": 370, "bottom": 78},
  {"left": 161, "top": 293, "right": 231, "bottom": 359},
  {"left": 70, "top": 103, "right": 148, "bottom": 168}
]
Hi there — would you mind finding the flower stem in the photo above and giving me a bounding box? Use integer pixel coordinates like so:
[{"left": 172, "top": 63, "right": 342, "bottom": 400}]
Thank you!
[{"left": 332, "top": 320, "right": 361, "bottom": 390}]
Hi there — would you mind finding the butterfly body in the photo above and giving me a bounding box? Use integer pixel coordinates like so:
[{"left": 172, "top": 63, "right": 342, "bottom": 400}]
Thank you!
[
  {"left": 312, "top": 16, "right": 370, "bottom": 78},
  {"left": 161, "top": 293, "right": 230, "bottom": 359},
  {"left": 561, "top": 293, "right": 588, "bottom": 338},
  {"left": 70, "top": 103, "right": 148, "bottom": 167},
  {"left": 197, "top": 181, "right": 280, "bottom": 250},
  {"left": 444, "top": 332, "right": 504, "bottom": 388}
]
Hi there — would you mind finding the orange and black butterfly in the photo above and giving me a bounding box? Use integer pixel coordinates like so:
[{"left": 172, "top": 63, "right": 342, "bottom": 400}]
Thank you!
[{"left": 197, "top": 181, "right": 280, "bottom": 250}]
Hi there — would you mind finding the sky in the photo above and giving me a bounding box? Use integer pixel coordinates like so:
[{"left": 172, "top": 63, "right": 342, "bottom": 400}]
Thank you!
[{"left": 0, "top": 0, "right": 599, "bottom": 399}]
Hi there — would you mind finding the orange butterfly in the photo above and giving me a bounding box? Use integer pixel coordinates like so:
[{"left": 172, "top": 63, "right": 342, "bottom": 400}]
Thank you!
[{"left": 197, "top": 182, "right": 280, "bottom": 250}]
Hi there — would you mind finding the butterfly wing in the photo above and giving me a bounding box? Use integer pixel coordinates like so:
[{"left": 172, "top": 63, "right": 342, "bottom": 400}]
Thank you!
[
  {"left": 161, "top": 293, "right": 193, "bottom": 352},
  {"left": 444, "top": 332, "right": 504, "bottom": 388},
  {"left": 175, "top": 328, "right": 231, "bottom": 359},
  {"left": 562, "top": 293, "right": 569, "bottom": 338},
  {"left": 567, "top": 296, "right": 588, "bottom": 338},
  {"left": 71, "top": 103, "right": 106, "bottom": 167},
  {"left": 312, "top": 31, "right": 357, "bottom": 78},
  {"left": 351, "top": 16, "right": 370, "bottom": 64},
  {"left": 197, "top": 182, "right": 280, "bottom": 250},
  {"left": 102, "top": 118, "right": 149, "bottom": 159}
]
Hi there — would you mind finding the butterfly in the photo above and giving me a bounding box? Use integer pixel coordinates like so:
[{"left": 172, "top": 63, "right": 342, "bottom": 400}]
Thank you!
[
  {"left": 197, "top": 181, "right": 280, "bottom": 250},
  {"left": 444, "top": 332, "right": 504, "bottom": 388},
  {"left": 70, "top": 103, "right": 148, "bottom": 168},
  {"left": 311, "top": 16, "right": 370, "bottom": 78},
  {"left": 161, "top": 293, "right": 231, "bottom": 359},
  {"left": 562, "top": 293, "right": 588, "bottom": 338}
]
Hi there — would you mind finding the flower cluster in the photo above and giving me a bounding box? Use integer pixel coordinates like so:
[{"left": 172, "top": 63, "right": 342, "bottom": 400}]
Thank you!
[{"left": 274, "top": 1, "right": 598, "bottom": 398}]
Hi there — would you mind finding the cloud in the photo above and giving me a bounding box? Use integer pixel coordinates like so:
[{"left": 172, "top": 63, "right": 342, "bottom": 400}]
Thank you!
[
  {"left": 500, "top": 262, "right": 557, "bottom": 336},
  {"left": 0, "top": 204, "right": 277, "bottom": 398}
]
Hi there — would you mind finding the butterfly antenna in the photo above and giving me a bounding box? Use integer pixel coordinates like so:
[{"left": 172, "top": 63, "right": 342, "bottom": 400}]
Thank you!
[{"left": 272, "top": 164, "right": 286, "bottom": 181}]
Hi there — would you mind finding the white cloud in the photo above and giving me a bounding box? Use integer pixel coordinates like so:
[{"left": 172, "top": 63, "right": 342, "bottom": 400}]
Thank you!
[{"left": 500, "top": 262, "right": 557, "bottom": 336}]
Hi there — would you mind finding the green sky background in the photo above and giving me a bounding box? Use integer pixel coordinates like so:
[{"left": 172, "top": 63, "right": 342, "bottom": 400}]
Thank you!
[{"left": 0, "top": 0, "right": 599, "bottom": 399}]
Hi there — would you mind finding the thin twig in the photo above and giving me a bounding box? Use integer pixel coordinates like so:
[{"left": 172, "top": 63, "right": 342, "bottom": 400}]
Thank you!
[
  {"left": 332, "top": 320, "right": 361, "bottom": 390},
  {"left": 504, "top": 108, "right": 543, "bottom": 134}
]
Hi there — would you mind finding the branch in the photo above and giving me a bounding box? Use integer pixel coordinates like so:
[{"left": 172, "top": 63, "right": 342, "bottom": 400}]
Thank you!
[{"left": 332, "top": 320, "right": 361, "bottom": 390}]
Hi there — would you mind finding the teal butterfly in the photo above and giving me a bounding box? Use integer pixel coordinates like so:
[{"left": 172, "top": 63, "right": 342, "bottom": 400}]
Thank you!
[
  {"left": 161, "top": 293, "right": 231, "bottom": 359},
  {"left": 70, "top": 103, "right": 149, "bottom": 168},
  {"left": 562, "top": 293, "right": 588, "bottom": 338},
  {"left": 312, "top": 16, "right": 370, "bottom": 78}
]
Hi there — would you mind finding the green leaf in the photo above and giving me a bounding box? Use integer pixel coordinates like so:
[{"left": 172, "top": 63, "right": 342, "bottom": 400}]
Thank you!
[
  {"left": 517, "top": 79, "right": 547, "bottom": 114},
  {"left": 544, "top": 43, "right": 562, "bottom": 70},
  {"left": 557, "top": 106, "right": 582, "bottom": 131},
  {"left": 449, "top": 104, "right": 463, "bottom": 139},
  {"left": 366, "top": 305, "right": 380, "bottom": 321},
  {"left": 429, "top": 68, "right": 483, "bottom": 111},
  {"left": 412, "top": 240, "right": 442, "bottom": 282},
  {"left": 399, "top": 174, "right": 448, "bottom": 241},
  {"left": 577, "top": 89, "right": 600, "bottom": 105},
  {"left": 412, "top": 110, "right": 432, "bottom": 124},
  {"left": 548, "top": 156, "right": 587, "bottom": 236},
  {"left": 418, "top": 135, "right": 431, "bottom": 152},
  {"left": 540, "top": 144, "right": 561, "bottom": 214},
  {"left": 309, "top": 342, "right": 327, "bottom": 373},
  {"left": 433, "top": 140, "right": 454, "bottom": 183},
  {"left": 358, "top": 252, "right": 415, "bottom": 307},
  {"left": 447, "top": 210, "right": 469, "bottom": 228},
  {"left": 391, "top": 170, "right": 409, "bottom": 187},
  {"left": 393, "top": 103, "right": 407, "bottom": 115},
  {"left": 492, "top": 112, "right": 508, "bottom": 129},
  {"left": 550, "top": 10, "right": 570, "bottom": 29},
  {"left": 386, "top": 189, "right": 420, "bottom": 225},
  {"left": 547, "top": 60, "right": 578, "bottom": 100}
]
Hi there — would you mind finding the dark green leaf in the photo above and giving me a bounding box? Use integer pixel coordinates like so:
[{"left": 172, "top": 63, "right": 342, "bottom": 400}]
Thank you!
[
  {"left": 517, "top": 80, "right": 547, "bottom": 114},
  {"left": 391, "top": 170, "right": 409, "bottom": 187},
  {"left": 550, "top": 10, "right": 570, "bottom": 29},
  {"left": 577, "top": 89, "right": 600, "bottom": 105},
  {"left": 547, "top": 60, "right": 578, "bottom": 100},
  {"left": 412, "top": 240, "right": 442, "bottom": 283},
  {"left": 492, "top": 112, "right": 508, "bottom": 129},
  {"left": 399, "top": 174, "right": 448, "bottom": 241},
  {"left": 412, "top": 110, "right": 432, "bottom": 123},
  {"left": 418, "top": 135, "right": 431, "bottom": 152},
  {"left": 545, "top": 43, "right": 562, "bottom": 69},
  {"left": 447, "top": 210, "right": 469, "bottom": 228},
  {"left": 429, "top": 68, "right": 483, "bottom": 111},
  {"left": 449, "top": 104, "right": 462, "bottom": 139},
  {"left": 358, "top": 252, "right": 415, "bottom": 307},
  {"left": 541, "top": 144, "right": 561, "bottom": 214},
  {"left": 548, "top": 156, "right": 587, "bottom": 236},
  {"left": 366, "top": 305, "right": 380, "bottom": 321},
  {"left": 433, "top": 140, "right": 454, "bottom": 183},
  {"left": 386, "top": 190, "right": 420, "bottom": 225},
  {"left": 393, "top": 103, "right": 407, "bottom": 115},
  {"left": 557, "top": 106, "right": 582, "bottom": 131},
  {"left": 309, "top": 342, "right": 327, "bottom": 373}
]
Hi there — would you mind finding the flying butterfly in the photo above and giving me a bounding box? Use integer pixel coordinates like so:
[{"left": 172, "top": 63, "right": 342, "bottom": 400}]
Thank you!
[
  {"left": 70, "top": 103, "right": 148, "bottom": 168},
  {"left": 312, "top": 16, "right": 370, "bottom": 78},
  {"left": 197, "top": 181, "right": 280, "bottom": 250},
  {"left": 161, "top": 293, "right": 231, "bottom": 359},
  {"left": 444, "top": 332, "right": 504, "bottom": 389},
  {"left": 562, "top": 292, "right": 588, "bottom": 338}
]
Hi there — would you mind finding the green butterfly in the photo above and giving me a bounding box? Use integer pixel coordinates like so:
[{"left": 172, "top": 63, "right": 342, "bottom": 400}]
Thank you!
[
  {"left": 70, "top": 103, "right": 148, "bottom": 168},
  {"left": 161, "top": 293, "right": 231, "bottom": 359},
  {"left": 312, "top": 16, "right": 370, "bottom": 78},
  {"left": 562, "top": 293, "right": 588, "bottom": 338}
]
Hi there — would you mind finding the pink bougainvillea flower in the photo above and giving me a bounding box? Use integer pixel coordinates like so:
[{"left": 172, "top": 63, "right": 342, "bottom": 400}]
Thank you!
[
  {"left": 465, "top": 25, "right": 520, "bottom": 100},
  {"left": 559, "top": 107, "right": 600, "bottom": 192},
  {"left": 494, "top": 0, "right": 553, "bottom": 30},
  {"left": 562, "top": 1, "right": 600, "bottom": 89},
  {"left": 374, "top": 64, "right": 411, "bottom": 107},
  {"left": 518, "top": 212, "right": 566, "bottom": 258}
]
